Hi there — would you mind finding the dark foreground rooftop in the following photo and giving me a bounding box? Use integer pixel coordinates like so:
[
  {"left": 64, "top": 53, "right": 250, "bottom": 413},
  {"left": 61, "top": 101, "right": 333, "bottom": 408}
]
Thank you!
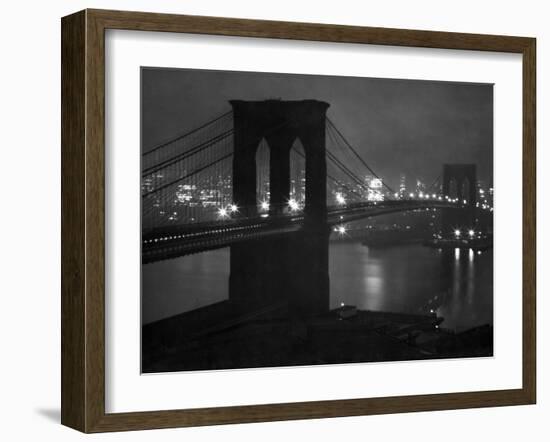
[{"left": 142, "top": 302, "right": 493, "bottom": 373}]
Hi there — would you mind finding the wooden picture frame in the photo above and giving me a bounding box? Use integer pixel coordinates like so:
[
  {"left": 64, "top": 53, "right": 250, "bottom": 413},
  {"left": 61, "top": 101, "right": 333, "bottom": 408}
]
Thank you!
[{"left": 61, "top": 8, "right": 536, "bottom": 433}]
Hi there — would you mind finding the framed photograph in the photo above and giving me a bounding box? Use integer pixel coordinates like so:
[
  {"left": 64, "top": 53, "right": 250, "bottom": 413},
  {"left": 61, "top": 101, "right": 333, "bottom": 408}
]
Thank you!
[{"left": 61, "top": 9, "right": 536, "bottom": 433}]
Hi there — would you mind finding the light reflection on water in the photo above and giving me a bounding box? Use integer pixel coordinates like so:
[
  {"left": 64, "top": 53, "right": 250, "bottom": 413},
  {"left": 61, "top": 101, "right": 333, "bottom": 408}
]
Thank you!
[
  {"left": 329, "top": 242, "right": 492, "bottom": 332},
  {"left": 142, "top": 242, "right": 493, "bottom": 332}
]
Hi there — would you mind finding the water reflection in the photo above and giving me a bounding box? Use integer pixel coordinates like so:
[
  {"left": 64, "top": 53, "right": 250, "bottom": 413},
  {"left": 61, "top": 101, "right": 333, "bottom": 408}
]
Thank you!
[
  {"left": 142, "top": 248, "right": 230, "bottom": 324},
  {"left": 329, "top": 243, "right": 492, "bottom": 332},
  {"left": 142, "top": 242, "right": 493, "bottom": 333}
]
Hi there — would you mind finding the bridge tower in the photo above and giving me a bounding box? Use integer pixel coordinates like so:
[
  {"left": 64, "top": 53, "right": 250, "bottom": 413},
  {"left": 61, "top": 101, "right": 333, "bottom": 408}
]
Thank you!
[
  {"left": 229, "top": 99, "right": 331, "bottom": 318},
  {"left": 442, "top": 164, "right": 477, "bottom": 235}
]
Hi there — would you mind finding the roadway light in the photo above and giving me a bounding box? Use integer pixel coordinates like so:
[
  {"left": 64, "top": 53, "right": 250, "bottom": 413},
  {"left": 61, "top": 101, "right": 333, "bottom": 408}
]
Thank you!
[
  {"left": 288, "top": 199, "right": 299, "bottom": 211},
  {"left": 468, "top": 229, "right": 475, "bottom": 238},
  {"left": 336, "top": 193, "right": 346, "bottom": 205},
  {"left": 337, "top": 225, "right": 347, "bottom": 235},
  {"left": 260, "top": 201, "right": 269, "bottom": 211},
  {"left": 409, "top": 193, "right": 414, "bottom": 198},
  {"left": 229, "top": 204, "right": 238, "bottom": 213},
  {"left": 432, "top": 193, "right": 437, "bottom": 198},
  {"left": 218, "top": 207, "right": 228, "bottom": 219},
  {"left": 454, "top": 229, "right": 461, "bottom": 238}
]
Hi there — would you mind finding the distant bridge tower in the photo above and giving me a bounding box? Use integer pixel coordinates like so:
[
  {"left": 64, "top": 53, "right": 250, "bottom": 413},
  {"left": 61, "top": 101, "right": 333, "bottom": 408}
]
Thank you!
[
  {"left": 442, "top": 164, "right": 477, "bottom": 235},
  {"left": 229, "top": 99, "right": 330, "bottom": 318}
]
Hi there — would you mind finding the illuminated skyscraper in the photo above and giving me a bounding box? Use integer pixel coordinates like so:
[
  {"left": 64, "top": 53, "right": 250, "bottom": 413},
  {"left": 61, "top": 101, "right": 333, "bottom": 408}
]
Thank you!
[
  {"left": 415, "top": 178, "right": 426, "bottom": 194},
  {"left": 399, "top": 174, "right": 407, "bottom": 197},
  {"left": 367, "top": 177, "right": 384, "bottom": 201}
]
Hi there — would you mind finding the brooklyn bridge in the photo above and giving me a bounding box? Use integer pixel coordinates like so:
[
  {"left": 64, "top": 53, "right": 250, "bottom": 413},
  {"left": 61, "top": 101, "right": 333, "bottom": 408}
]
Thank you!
[{"left": 142, "top": 99, "right": 483, "bottom": 321}]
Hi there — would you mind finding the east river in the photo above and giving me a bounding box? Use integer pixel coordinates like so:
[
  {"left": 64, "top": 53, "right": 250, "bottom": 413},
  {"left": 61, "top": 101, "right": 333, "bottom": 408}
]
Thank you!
[{"left": 142, "top": 241, "right": 493, "bottom": 332}]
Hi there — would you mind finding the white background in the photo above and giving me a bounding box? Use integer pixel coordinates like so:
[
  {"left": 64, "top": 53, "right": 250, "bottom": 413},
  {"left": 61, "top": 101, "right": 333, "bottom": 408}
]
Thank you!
[
  {"left": 106, "top": 30, "right": 523, "bottom": 413},
  {"left": 0, "top": 0, "right": 547, "bottom": 440}
]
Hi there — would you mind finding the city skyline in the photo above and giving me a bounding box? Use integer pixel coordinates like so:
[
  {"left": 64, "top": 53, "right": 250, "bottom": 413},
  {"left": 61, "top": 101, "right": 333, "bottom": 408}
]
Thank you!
[{"left": 142, "top": 167, "right": 494, "bottom": 227}]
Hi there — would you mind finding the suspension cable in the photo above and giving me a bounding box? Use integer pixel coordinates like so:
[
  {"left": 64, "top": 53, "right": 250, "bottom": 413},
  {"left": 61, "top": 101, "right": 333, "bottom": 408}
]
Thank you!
[
  {"left": 142, "top": 129, "right": 234, "bottom": 176},
  {"left": 326, "top": 117, "right": 396, "bottom": 194},
  {"left": 143, "top": 110, "right": 233, "bottom": 157}
]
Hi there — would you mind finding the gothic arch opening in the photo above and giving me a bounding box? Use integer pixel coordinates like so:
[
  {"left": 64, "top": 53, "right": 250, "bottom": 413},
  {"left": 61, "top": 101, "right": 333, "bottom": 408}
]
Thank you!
[
  {"left": 255, "top": 138, "right": 270, "bottom": 212},
  {"left": 289, "top": 138, "right": 306, "bottom": 208},
  {"left": 461, "top": 177, "right": 471, "bottom": 203}
]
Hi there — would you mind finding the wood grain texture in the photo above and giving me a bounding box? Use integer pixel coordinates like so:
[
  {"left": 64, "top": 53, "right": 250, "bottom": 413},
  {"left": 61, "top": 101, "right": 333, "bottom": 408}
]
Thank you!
[
  {"left": 89, "top": 8, "right": 532, "bottom": 53},
  {"left": 522, "top": 38, "right": 536, "bottom": 404},
  {"left": 84, "top": 9, "right": 107, "bottom": 432},
  {"left": 60, "top": 8, "right": 537, "bottom": 433},
  {"left": 61, "top": 10, "right": 86, "bottom": 432}
]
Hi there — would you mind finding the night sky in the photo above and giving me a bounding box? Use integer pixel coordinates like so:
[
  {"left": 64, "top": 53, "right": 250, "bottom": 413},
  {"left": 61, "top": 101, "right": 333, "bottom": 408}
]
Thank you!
[{"left": 141, "top": 67, "right": 493, "bottom": 189}]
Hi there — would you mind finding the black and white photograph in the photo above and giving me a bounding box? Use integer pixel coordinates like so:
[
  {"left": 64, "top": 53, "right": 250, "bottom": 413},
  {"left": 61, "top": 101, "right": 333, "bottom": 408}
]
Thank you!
[{"left": 141, "top": 67, "right": 494, "bottom": 373}]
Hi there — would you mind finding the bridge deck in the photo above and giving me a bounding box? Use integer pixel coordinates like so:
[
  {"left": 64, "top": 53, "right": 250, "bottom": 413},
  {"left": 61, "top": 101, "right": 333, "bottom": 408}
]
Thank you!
[{"left": 142, "top": 200, "right": 461, "bottom": 264}]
